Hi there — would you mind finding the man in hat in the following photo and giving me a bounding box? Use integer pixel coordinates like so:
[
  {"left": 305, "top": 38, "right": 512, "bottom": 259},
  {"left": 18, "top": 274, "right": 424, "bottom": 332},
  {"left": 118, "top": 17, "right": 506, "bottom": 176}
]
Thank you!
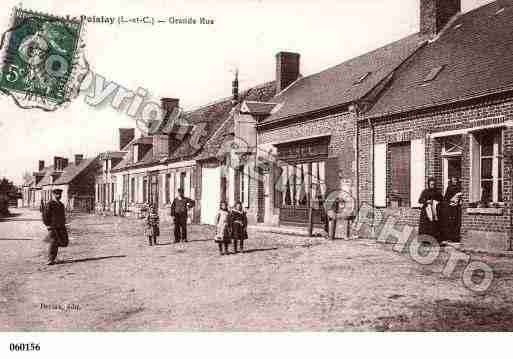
[
  {"left": 42, "top": 188, "right": 69, "bottom": 265},
  {"left": 170, "top": 188, "right": 195, "bottom": 243}
]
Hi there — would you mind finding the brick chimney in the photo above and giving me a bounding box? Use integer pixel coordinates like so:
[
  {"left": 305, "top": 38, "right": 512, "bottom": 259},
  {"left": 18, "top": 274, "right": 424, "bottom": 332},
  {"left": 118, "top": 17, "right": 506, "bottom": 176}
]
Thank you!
[
  {"left": 74, "top": 154, "right": 84, "bottom": 165},
  {"left": 54, "top": 156, "right": 61, "bottom": 171},
  {"left": 276, "top": 52, "right": 300, "bottom": 93},
  {"left": 161, "top": 98, "right": 180, "bottom": 116},
  {"left": 232, "top": 70, "right": 239, "bottom": 103},
  {"left": 420, "top": 0, "right": 461, "bottom": 38},
  {"left": 119, "top": 128, "right": 135, "bottom": 150},
  {"left": 38, "top": 160, "right": 45, "bottom": 171}
]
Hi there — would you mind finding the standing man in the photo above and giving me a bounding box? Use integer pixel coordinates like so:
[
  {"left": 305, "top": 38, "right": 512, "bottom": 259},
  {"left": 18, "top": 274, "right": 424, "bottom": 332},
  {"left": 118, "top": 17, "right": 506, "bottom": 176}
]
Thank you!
[
  {"left": 170, "top": 188, "right": 195, "bottom": 243},
  {"left": 42, "top": 189, "right": 69, "bottom": 265}
]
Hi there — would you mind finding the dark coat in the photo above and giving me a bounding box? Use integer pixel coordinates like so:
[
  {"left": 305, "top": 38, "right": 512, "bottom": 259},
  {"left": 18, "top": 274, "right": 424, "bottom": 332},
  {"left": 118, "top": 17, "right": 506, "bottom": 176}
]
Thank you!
[
  {"left": 440, "top": 183, "right": 462, "bottom": 242},
  {"left": 230, "top": 209, "right": 248, "bottom": 241},
  {"left": 418, "top": 187, "right": 443, "bottom": 240},
  {"left": 170, "top": 197, "right": 195, "bottom": 217},
  {"left": 42, "top": 199, "right": 66, "bottom": 228},
  {"left": 42, "top": 200, "right": 69, "bottom": 247}
]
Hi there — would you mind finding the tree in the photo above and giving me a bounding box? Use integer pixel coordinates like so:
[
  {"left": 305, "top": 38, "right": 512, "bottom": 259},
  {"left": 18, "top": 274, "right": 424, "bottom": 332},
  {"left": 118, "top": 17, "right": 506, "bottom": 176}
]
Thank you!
[{"left": 0, "top": 177, "right": 16, "bottom": 216}]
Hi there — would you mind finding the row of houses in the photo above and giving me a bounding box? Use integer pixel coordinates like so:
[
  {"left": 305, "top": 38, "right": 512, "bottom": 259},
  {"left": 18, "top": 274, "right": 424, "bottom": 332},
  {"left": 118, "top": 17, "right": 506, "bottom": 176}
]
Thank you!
[{"left": 22, "top": 0, "right": 513, "bottom": 251}]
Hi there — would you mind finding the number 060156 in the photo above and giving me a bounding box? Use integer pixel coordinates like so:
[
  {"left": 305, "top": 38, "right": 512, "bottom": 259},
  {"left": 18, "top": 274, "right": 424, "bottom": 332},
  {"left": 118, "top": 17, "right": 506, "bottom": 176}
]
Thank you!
[{"left": 9, "top": 343, "right": 40, "bottom": 351}]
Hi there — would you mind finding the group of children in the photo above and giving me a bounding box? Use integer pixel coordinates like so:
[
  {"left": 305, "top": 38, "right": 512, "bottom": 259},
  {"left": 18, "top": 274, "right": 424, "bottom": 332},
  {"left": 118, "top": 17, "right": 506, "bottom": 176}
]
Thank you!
[
  {"left": 214, "top": 201, "right": 248, "bottom": 255},
  {"left": 143, "top": 200, "right": 248, "bottom": 255}
]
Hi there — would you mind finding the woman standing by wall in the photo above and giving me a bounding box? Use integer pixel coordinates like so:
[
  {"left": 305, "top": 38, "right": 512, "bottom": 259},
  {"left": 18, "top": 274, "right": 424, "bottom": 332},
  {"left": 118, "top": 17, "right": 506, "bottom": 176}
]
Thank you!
[
  {"left": 418, "top": 177, "right": 443, "bottom": 243},
  {"left": 440, "top": 176, "right": 463, "bottom": 243}
]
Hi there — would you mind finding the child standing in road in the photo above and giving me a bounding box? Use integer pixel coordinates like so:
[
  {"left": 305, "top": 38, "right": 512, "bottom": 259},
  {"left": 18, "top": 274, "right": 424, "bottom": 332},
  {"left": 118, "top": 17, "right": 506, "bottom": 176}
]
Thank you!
[
  {"left": 145, "top": 205, "right": 160, "bottom": 246},
  {"left": 214, "top": 201, "right": 231, "bottom": 255},
  {"left": 230, "top": 201, "right": 248, "bottom": 253}
]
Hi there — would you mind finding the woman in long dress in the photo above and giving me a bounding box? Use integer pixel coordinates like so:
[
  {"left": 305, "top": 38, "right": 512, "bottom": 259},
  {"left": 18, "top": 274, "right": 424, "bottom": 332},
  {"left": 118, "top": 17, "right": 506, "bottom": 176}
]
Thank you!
[
  {"left": 214, "top": 201, "right": 231, "bottom": 255},
  {"left": 440, "top": 176, "right": 463, "bottom": 243},
  {"left": 418, "top": 177, "right": 443, "bottom": 242}
]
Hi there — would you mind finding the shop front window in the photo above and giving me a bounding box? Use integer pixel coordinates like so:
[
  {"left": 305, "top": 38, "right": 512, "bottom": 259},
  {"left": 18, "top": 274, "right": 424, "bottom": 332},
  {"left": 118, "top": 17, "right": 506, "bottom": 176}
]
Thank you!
[{"left": 279, "top": 161, "right": 325, "bottom": 208}]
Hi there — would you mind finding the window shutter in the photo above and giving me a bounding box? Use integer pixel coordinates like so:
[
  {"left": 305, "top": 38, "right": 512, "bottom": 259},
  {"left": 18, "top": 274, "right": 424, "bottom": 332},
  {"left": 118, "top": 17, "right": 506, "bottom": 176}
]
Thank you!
[
  {"left": 190, "top": 168, "right": 196, "bottom": 200},
  {"left": 184, "top": 170, "right": 191, "bottom": 198},
  {"left": 234, "top": 168, "right": 241, "bottom": 203},
  {"left": 169, "top": 171, "right": 175, "bottom": 201},
  {"left": 374, "top": 143, "right": 387, "bottom": 207},
  {"left": 410, "top": 138, "right": 425, "bottom": 207},
  {"left": 275, "top": 165, "right": 284, "bottom": 208},
  {"left": 319, "top": 161, "right": 326, "bottom": 199},
  {"left": 325, "top": 157, "right": 340, "bottom": 198},
  {"left": 389, "top": 143, "right": 411, "bottom": 206},
  {"left": 470, "top": 134, "right": 481, "bottom": 202},
  {"left": 245, "top": 164, "right": 250, "bottom": 208}
]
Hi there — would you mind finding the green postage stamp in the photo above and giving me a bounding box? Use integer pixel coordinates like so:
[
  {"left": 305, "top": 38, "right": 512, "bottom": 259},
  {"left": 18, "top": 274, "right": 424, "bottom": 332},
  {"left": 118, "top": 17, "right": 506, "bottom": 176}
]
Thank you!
[{"left": 0, "top": 7, "right": 88, "bottom": 111}]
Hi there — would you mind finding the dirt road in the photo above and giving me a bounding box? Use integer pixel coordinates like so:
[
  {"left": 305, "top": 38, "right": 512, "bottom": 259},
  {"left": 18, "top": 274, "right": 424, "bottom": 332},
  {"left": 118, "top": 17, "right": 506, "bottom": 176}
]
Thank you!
[{"left": 2, "top": 207, "right": 513, "bottom": 331}]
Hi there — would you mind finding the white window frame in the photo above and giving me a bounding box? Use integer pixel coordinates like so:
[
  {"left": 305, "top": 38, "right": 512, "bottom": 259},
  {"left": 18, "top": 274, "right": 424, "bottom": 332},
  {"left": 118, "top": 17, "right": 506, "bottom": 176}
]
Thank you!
[
  {"left": 469, "top": 129, "right": 504, "bottom": 203},
  {"left": 441, "top": 136, "right": 463, "bottom": 191}
]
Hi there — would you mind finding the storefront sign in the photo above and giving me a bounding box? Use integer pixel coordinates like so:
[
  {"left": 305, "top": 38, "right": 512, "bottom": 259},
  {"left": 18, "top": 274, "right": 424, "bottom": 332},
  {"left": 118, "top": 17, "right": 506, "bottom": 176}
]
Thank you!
[{"left": 276, "top": 138, "right": 329, "bottom": 162}]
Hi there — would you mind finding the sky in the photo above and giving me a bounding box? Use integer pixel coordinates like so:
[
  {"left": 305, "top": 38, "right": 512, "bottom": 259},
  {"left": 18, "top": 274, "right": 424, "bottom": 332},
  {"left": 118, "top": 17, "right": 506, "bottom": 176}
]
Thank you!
[{"left": 0, "top": 0, "right": 494, "bottom": 184}]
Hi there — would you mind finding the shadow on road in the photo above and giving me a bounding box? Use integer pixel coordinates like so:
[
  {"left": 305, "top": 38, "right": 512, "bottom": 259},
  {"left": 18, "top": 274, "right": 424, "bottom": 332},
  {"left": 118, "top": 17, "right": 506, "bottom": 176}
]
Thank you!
[
  {"left": 0, "top": 238, "right": 35, "bottom": 241},
  {"left": 57, "top": 255, "right": 127, "bottom": 265},
  {"left": 242, "top": 247, "right": 279, "bottom": 254},
  {"left": 155, "top": 239, "right": 211, "bottom": 245},
  {"left": 0, "top": 213, "right": 24, "bottom": 222}
]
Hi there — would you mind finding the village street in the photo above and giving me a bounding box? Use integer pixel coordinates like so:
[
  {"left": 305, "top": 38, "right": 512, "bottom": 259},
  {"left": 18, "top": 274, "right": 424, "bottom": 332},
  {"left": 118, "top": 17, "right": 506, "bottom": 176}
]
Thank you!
[{"left": 2, "top": 207, "right": 513, "bottom": 331}]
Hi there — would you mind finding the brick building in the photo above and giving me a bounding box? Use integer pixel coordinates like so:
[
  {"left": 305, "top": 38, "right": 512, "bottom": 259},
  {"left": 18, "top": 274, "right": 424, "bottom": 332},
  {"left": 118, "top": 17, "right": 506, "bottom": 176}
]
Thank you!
[
  {"left": 23, "top": 155, "right": 99, "bottom": 212},
  {"left": 109, "top": 98, "right": 201, "bottom": 222},
  {"left": 108, "top": 88, "right": 271, "bottom": 223},
  {"left": 239, "top": 36, "right": 425, "bottom": 227},
  {"left": 358, "top": 0, "right": 513, "bottom": 251}
]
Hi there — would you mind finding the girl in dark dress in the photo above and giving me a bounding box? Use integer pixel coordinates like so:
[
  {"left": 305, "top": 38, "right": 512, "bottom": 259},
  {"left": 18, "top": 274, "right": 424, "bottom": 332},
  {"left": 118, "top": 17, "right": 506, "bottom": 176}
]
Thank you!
[
  {"left": 144, "top": 205, "right": 160, "bottom": 246},
  {"left": 440, "top": 176, "right": 463, "bottom": 243},
  {"left": 418, "top": 177, "right": 443, "bottom": 242},
  {"left": 230, "top": 201, "right": 248, "bottom": 253}
]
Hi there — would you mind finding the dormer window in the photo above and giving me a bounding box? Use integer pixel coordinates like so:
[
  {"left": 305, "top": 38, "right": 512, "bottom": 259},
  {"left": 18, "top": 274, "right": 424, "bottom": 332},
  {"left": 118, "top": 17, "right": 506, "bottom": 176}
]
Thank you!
[{"left": 422, "top": 65, "right": 445, "bottom": 84}]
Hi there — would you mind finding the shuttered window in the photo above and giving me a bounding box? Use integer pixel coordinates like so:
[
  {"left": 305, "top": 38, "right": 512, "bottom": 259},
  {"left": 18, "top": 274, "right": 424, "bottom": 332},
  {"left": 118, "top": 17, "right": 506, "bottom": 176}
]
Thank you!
[
  {"left": 374, "top": 143, "right": 387, "bottom": 207},
  {"left": 388, "top": 142, "right": 411, "bottom": 207},
  {"left": 410, "top": 138, "right": 425, "bottom": 207},
  {"left": 239, "top": 164, "right": 250, "bottom": 208},
  {"left": 165, "top": 174, "right": 170, "bottom": 203},
  {"left": 130, "top": 178, "right": 135, "bottom": 203},
  {"left": 143, "top": 178, "right": 148, "bottom": 203}
]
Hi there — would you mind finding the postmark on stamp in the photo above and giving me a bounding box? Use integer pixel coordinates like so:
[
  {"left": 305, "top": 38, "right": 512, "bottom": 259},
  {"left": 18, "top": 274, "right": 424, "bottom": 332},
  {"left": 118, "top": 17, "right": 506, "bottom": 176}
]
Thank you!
[{"left": 0, "top": 7, "right": 88, "bottom": 111}]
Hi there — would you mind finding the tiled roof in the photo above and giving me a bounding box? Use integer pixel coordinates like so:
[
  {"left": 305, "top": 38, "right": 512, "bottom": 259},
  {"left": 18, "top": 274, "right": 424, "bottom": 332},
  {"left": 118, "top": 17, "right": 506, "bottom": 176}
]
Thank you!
[
  {"left": 37, "top": 166, "right": 55, "bottom": 187},
  {"left": 112, "top": 81, "right": 276, "bottom": 169},
  {"left": 261, "top": 32, "right": 427, "bottom": 124},
  {"left": 53, "top": 157, "right": 98, "bottom": 185},
  {"left": 366, "top": 1, "right": 513, "bottom": 118},
  {"left": 196, "top": 82, "right": 277, "bottom": 161},
  {"left": 168, "top": 97, "right": 237, "bottom": 161}
]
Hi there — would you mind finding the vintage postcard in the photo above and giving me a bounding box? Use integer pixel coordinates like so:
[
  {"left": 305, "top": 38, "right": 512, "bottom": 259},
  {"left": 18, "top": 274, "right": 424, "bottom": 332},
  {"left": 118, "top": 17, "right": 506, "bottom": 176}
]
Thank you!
[{"left": 1, "top": 0, "right": 512, "bottom": 356}]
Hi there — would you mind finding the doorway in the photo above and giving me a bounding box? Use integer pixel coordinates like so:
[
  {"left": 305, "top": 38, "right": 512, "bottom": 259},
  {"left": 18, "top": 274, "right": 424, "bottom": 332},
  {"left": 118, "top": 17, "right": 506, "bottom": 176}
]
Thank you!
[{"left": 443, "top": 156, "right": 462, "bottom": 192}]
